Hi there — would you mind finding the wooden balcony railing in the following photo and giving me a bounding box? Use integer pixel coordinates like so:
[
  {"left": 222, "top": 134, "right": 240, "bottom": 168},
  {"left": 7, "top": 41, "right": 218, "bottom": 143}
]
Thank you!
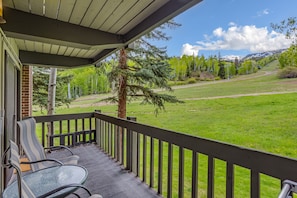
[
  {"left": 32, "top": 111, "right": 297, "bottom": 198},
  {"left": 33, "top": 112, "right": 96, "bottom": 147}
]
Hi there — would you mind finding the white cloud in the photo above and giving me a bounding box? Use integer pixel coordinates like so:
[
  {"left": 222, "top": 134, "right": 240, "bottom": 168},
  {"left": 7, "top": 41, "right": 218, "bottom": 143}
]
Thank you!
[
  {"left": 213, "top": 27, "right": 223, "bottom": 37},
  {"left": 263, "top": 9, "right": 269, "bottom": 15},
  {"left": 258, "top": 9, "right": 269, "bottom": 16},
  {"left": 181, "top": 24, "right": 291, "bottom": 56},
  {"left": 228, "top": 22, "right": 237, "bottom": 27},
  {"left": 181, "top": 43, "right": 199, "bottom": 56}
]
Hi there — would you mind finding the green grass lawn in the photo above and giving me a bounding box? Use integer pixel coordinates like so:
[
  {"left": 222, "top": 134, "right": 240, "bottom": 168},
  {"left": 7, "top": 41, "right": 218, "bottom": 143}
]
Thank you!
[
  {"left": 130, "top": 93, "right": 297, "bottom": 157},
  {"left": 53, "top": 92, "right": 297, "bottom": 158},
  {"left": 171, "top": 74, "right": 297, "bottom": 99}
]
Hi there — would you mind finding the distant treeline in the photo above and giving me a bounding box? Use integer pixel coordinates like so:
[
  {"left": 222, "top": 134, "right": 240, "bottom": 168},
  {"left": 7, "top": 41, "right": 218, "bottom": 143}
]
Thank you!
[
  {"left": 53, "top": 55, "right": 279, "bottom": 99},
  {"left": 33, "top": 53, "right": 281, "bottom": 109}
]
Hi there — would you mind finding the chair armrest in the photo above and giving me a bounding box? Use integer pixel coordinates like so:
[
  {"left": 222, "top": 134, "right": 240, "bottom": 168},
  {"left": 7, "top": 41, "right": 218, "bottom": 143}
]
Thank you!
[
  {"left": 278, "top": 180, "right": 297, "bottom": 198},
  {"left": 20, "top": 158, "right": 64, "bottom": 166},
  {"left": 37, "top": 183, "right": 92, "bottom": 198},
  {"left": 44, "top": 145, "right": 74, "bottom": 155},
  {"left": 1, "top": 145, "right": 11, "bottom": 168}
]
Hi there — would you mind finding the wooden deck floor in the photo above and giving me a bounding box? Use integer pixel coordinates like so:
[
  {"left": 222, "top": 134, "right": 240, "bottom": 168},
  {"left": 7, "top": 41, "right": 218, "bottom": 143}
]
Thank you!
[{"left": 48, "top": 143, "right": 162, "bottom": 198}]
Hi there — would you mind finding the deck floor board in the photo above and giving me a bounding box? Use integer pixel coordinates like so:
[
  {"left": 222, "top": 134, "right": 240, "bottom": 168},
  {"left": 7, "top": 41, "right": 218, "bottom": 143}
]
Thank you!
[{"left": 48, "top": 144, "right": 162, "bottom": 198}]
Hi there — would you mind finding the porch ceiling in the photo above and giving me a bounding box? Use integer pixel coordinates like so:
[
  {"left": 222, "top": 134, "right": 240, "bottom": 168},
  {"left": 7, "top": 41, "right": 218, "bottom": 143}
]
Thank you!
[{"left": 1, "top": 0, "right": 202, "bottom": 68}]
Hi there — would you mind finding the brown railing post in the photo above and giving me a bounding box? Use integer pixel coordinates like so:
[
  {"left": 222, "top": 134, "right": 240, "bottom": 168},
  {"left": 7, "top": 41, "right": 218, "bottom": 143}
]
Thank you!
[
  {"left": 167, "top": 143, "right": 173, "bottom": 198},
  {"left": 41, "top": 122, "right": 45, "bottom": 147},
  {"left": 95, "top": 110, "right": 101, "bottom": 146},
  {"left": 127, "top": 116, "right": 137, "bottom": 173},
  {"left": 192, "top": 151, "right": 198, "bottom": 198},
  {"left": 118, "top": 126, "right": 123, "bottom": 164},
  {"left": 113, "top": 124, "right": 117, "bottom": 159},
  {"left": 207, "top": 156, "right": 215, "bottom": 198},
  {"left": 48, "top": 122, "right": 54, "bottom": 147},
  {"left": 226, "top": 162, "right": 234, "bottom": 198},
  {"left": 251, "top": 170, "right": 260, "bottom": 198}
]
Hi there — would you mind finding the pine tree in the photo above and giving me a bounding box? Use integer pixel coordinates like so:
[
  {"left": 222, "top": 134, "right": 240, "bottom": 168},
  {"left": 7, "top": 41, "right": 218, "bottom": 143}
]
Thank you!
[
  {"left": 217, "top": 53, "right": 225, "bottom": 79},
  {"left": 218, "top": 61, "right": 225, "bottom": 79},
  {"left": 235, "top": 57, "right": 239, "bottom": 75},
  {"left": 104, "top": 21, "right": 183, "bottom": 118},
  {"left": 33, "top": 67, "right": 49, "bottom": 113}
]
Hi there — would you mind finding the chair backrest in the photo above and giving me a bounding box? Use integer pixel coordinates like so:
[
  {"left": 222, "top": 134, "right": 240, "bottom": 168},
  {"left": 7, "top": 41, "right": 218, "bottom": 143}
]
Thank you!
[
  {"left": 9, "top": 140, "right": 35, "bottom": 198},
  {"left": 7, "top": 141, "right": 100, "bottom": 198},
  {"left": 17, "top": 118, "right": 47, "bottom": 171}
]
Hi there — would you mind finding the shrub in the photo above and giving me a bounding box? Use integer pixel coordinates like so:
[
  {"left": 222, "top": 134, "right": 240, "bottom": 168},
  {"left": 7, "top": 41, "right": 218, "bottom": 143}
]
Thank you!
[
  {"left": 278, "top": 67, "right": 297, "bottom": 78},
  {"left": 187, "top": 77, "right": 197, "bottom": 84},
  {"left": 190, "top": 71, "right": 200, "bottom": 78},
  {"left": 168, "top": 81, "right": 188, "bottom": 86},
  {"left": 199, "top": 72, "right": 214, "bottom": 81}
]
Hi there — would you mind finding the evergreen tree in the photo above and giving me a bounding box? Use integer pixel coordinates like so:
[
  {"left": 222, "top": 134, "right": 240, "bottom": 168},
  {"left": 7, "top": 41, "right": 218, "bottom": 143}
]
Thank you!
[
  {"left": 218, "top": 61, "right": 225, "bottom": 79},
  {"left": 104, "top": 21, "right": 183, "bottom": 118},
  {"left": 235, "top": 57, "right": 239, "bottom": 75},
  {"left": 217, "top": 53, "right": 225, "bottom": 79},
  {"left": 33, "top": 67, "right": 49, "bottom": 113}
]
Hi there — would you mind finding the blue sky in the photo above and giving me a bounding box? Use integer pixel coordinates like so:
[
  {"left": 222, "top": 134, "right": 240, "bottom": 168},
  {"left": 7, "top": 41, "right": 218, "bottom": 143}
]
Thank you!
[{"left": 156, "top": 0, "right": 297, "bottom": 58}]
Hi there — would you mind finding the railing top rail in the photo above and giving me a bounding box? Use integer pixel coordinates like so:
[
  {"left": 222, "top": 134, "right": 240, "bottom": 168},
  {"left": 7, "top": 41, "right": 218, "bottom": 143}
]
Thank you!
[
  {"left": 94, "top": 112, "right": 297, "bottom": 181},
  {"left": 30, "top": 112, "right": 95, "bottom": 123}
]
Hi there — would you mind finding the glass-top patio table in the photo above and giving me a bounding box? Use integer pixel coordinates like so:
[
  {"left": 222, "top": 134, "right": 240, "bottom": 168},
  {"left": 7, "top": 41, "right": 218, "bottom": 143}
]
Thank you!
[{"left": 2, "top": 165, "right": 88, "bottom": 198}]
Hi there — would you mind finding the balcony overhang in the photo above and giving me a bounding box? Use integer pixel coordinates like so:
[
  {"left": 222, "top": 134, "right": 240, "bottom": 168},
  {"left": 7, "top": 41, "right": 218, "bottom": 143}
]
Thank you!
[{"left": 1, "top": 0, "right": 203, "bottom": 68}]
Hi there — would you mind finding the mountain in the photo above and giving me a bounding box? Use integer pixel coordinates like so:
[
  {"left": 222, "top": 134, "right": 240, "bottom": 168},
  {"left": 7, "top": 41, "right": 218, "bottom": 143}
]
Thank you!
[
  {"left": 241, "top": 49, "right": 286, "bottom": 61},
  {"left": 221, "top": 49, "right": 286, "bottom": 62},
  {"left": 221, "top": 55, "right": 242, "bottom": 61}
]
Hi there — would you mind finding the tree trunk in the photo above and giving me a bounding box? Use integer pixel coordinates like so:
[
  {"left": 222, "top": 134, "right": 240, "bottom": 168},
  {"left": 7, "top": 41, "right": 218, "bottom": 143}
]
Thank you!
[
  {"left": 67, "top": 82, "right": 71, "bottom": 99},
  {"left": 118, "top": 48, "right": 128, "bottom": 119},
  {"left": 48, "top": 68, "right": 57, "bottom": 115},
  {"left": 47, "top": 68, "right": 57, "bottom": 147},
  {"left": 117, "top": 48, "right": 127, "bottom": 163}
]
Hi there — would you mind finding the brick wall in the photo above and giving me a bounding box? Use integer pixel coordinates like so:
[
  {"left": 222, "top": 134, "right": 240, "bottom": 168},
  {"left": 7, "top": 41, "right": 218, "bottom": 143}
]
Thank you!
[{"left": 21, "top": 65, "right": 32, "bottom": 118}]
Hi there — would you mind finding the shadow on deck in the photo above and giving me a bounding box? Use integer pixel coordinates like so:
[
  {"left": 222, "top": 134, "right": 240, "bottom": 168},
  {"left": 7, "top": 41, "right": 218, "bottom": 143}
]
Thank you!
[{"left": 48, "top": 143, "right": 161, "bottom": 198}]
